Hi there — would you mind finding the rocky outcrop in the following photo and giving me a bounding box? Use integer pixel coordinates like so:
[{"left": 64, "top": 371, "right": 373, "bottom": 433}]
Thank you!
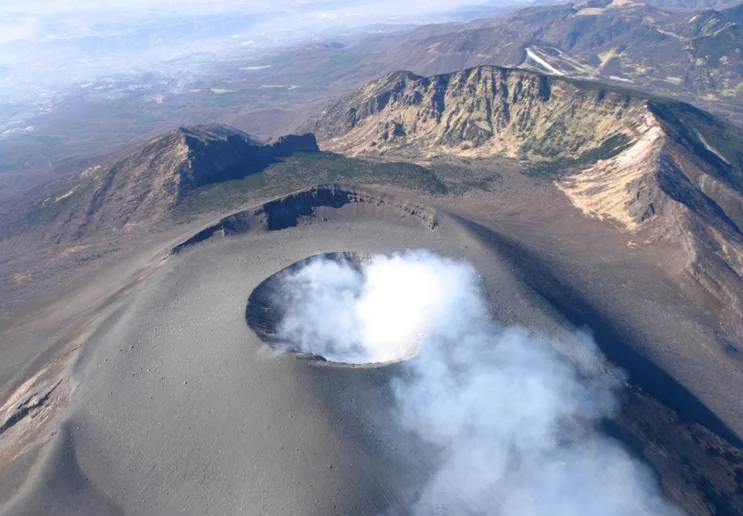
[
  {"left": 315, "top": 66, "right": 645, "bottom": 162},
  {"left": 267, "top": 133, "right": 319, "bottom": 157},
  {"left": 147, "top": 125, "right": 318, "bottom": 195},
  {"left": 555, "top": 113, "right": 666, "bottom": 230},
  {"left": 348, "top": 1, "right": 743, "bottom": 112},
  {"left": 556, "top": 99, "right": 743, "bottom": 287}
]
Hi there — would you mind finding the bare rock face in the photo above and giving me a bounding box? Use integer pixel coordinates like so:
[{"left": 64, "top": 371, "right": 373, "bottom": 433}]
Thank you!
[
  {"left": 314, "top": 65, "right": 743, "bottom": 342},
  {"left": 314, "top": 66, "right": 643, "bottom": 161},
  {"left": 268, "top": 133, "right": 320, "bottom": 157}
]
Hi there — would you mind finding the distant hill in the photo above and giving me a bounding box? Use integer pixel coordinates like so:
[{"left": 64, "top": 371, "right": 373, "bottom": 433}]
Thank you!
[
  {"left": 644, "top": 0, "right": 743, "bottom": 10},
  {"left": 338, "top": 0, "right": 743, "bottom": 121}
]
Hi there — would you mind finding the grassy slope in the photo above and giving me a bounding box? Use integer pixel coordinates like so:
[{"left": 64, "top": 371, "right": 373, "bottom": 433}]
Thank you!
[{"left": 171, "top": 152, "right": 448, "bottom": 220}]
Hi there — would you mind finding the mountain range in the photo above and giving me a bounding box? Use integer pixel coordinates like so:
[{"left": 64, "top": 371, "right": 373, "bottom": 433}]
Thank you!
[{"left": 357, "top": 0, "right": 743, "bottom": 113}]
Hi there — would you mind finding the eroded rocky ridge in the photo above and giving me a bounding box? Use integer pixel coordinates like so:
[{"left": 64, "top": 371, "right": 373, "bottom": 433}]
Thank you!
[{"left": 314, "top": 65, "right": 743, "bottom": 340}]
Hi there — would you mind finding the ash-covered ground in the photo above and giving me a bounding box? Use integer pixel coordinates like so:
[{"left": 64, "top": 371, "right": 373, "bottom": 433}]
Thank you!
[{"left": 1, "top": 187, "right": 741, "bottom": 516}]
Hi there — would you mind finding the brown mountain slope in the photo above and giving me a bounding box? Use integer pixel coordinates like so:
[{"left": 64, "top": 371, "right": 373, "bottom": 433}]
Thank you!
[
  {"left": 313, "top": 65, "right": 743, "bottom": 342},
  {"left": 4, "top": 125, "right": 319, "bottom": 244}
]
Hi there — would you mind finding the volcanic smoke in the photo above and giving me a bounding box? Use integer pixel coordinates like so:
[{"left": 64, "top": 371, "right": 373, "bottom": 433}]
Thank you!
[{"left": 272, "top": 250, "right": 683, "bottom": 516}]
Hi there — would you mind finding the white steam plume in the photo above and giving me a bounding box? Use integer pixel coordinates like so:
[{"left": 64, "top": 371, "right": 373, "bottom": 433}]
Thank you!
[{"left": 274, "top": 250, "right": 683, "bottom": 516}]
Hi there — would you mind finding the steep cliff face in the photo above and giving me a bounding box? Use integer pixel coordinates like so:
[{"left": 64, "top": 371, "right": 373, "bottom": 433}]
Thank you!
[
  {"left": 8, "top": 125, "right": 319, "bottom": 243},
  {"left": 164, "top": 125, "right": 319, "bottom": 194},
  {"left": 559, "top": 100, "right": 743, "bottom": 339},
  {"left": 315, "top": 66, "right": 741, "bottom": 238},
  {"left": 314, "top": 65, "right": 743, "bottom": 338},
  {"left": 315, "top": 67, "right": 645, "bottom": 162}
]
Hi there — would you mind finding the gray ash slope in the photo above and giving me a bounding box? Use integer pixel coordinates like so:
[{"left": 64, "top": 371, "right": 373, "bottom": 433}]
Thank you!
[{"left": 1, "top": 185, "right": 741, "bottom": 516}]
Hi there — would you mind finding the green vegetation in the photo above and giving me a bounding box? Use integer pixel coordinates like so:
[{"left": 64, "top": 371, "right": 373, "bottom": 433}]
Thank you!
[
  {"left": 520, "top": 121, "right": 589, "bottom": 158},
  {"left": 451, "top": 177, "right": 500, "bottom": 193},
  {"left": 524, "top": 133, "right": 632, "bottom": 178},
  {"left": 19, "top": 183, "right": 85, "bottom": 229},
  {"left": 172, "top": 152, "right": 447, "bottom": 219},
  {"left": 430, "top": 161, "right": 504, "bottom": 195}
]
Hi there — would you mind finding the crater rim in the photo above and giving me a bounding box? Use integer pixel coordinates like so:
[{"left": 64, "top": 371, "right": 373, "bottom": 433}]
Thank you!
[{"left": 245, "top": 251, "right": 420, "bottom": 368}]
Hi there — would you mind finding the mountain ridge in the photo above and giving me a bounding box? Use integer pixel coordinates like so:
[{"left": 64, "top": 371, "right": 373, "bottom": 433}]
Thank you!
[
  {"left": 4, "top": 125, "right": 319, "bottom": 243},
  {"left": 313, "top": 64, "right": 743, "bottom": 342}
]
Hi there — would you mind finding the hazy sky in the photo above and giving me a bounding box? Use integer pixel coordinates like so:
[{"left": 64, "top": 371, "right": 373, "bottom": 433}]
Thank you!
[{"left": 0, "top": 0, "right": 510, "bottom": 103}]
